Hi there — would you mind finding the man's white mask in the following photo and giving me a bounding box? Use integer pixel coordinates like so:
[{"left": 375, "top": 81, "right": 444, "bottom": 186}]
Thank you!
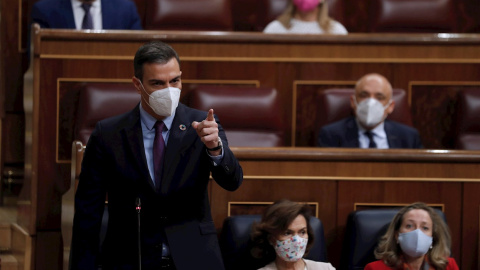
[
  {"left": 354, "top": 97, "right": 391, "bottom": 128},
  {"left": 139, "top": 82, "right": 181, "bottom": 117}
]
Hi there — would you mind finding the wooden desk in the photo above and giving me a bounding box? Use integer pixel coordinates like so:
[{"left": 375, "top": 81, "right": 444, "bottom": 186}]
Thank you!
[
  {"left": 20, "top": 27, "right": 480, "bottom": 270},
  {"left": 217, "top": 147, "right": 480, "bottom": 269}
]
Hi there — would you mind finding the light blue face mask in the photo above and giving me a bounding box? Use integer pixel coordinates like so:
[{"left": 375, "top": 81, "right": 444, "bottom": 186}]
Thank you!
[{"left": 398, "top": 229, "right": 433, "bottom": 258}]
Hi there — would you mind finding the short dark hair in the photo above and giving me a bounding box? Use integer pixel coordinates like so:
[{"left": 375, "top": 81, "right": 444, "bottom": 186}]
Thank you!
[
  {"left": 251, "top": 199, "right": 315, "bottom": 262},
  {"left": 133, "top": 41, "right": 181, "bottom": 81}
]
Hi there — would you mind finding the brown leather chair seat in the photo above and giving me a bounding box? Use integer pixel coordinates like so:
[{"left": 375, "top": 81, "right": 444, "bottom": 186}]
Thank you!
[
  {"left": 188, "top": 85, "right": 286, "bottom": 147},
  {"left": 74, "top": 83, "right": 140, "bottom": 144},
  {"left": 369, "top": 0, "right": 456, "bottom": 33},
  {"left": 144, "top": 0, "right": 233, "bottom": 30},
  {"left": 454, "top": 88, "right": 480, "bottom": 150}
]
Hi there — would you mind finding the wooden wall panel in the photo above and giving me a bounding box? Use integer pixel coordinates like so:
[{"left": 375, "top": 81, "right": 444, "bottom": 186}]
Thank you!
[{"left": 17, "top": 30, "right": 480, "bottom": 270}]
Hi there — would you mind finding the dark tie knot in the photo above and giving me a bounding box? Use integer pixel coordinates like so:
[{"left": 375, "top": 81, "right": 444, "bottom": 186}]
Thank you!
[
  {"left": 81, "top": 3, "right": 92, "bottom": 12},
  {"left": 364, "top": 131, "right": 377, "bottom": 148},
  {"left": 154, "top": 121, "right": 165, "bottom": 132}
]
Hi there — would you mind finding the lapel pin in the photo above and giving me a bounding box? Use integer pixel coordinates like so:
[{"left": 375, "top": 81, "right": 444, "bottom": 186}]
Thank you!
[{"left": 179, "top": 124, "right": 186, "bottom": 131}]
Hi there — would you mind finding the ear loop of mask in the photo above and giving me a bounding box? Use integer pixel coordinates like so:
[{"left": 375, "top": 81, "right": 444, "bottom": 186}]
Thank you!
[{"left": 136, "top": 78, "right": 155, "bottom": 108}]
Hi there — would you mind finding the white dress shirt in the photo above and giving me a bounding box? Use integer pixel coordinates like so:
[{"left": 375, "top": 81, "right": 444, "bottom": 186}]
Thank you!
[
  {"left": 356, "top": 119, "right": 389, "bottom": 149},
  {"left": 71, "top": 0, "right": 102, "bottom": 30},
  {"left": 263, "top": 18, "right": 348, "bottom": 34}
]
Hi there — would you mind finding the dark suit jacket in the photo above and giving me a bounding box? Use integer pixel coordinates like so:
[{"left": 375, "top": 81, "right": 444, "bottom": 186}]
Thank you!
[
  {"left": 31, "top": 0, "right": 142, "bottom": 30},
  {"left": 70, "top": 104, "right": 243, "bottom": 270},
  {"left": 318, "top": 117, "right": 423, "bottom": 149}
]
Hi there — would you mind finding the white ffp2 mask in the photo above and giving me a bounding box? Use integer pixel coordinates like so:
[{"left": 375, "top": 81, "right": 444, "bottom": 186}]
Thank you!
[
  {"left": 355, "top": 97, "right": 391, "bottom": 128},
  {"left": 139, "top": 83, "right": 181, "bottom": 117}
]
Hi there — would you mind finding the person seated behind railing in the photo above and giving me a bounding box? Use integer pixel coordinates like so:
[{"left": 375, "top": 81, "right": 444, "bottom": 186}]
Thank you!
[
  {"left": 365, "top": 202, "right": 459, "bottom": 270},
  {"left": 31, "top": 0, "right": 142, "bottom": 30},
  {"left": 318, "top": 73, "right": 423, "bottom": 149},
  {"left": 251, "top": 199, "right": 336, "bottom": 270},
  {"left": 263, "top": 0, "right": 347, "bottom": 34}
]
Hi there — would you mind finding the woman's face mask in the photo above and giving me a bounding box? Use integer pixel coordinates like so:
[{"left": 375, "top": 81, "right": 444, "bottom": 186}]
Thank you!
[
  {"left": 273, "top": 235, "right": 308, "bottom": 262},
  {"left": 398, "top": 229, "right": 433, "bottom": 258},
  {"left": 139, "top": 81, "right": 181, "bottom": 117},
  {"left": 354, "top": 96, "right": 391, "bottom": 128},
  {"left": 292, "top": 0, "right": 321, "bottom": 12}
]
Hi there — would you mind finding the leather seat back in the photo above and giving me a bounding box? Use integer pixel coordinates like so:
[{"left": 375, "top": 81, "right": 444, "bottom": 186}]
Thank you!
[
  {"left": 369, "top": 0, "right": 456, "bottom": 33},
  {"left": 75, "top": 83, "right": 139, "bottom": 144},
  {"left": 189, "top": 85, "right": 286, "bottom": 147},
  {"left": 145, "top": 0, "right": 233, "bottom": 30},
  {"left": 454, "top": 88, "right": 480, "bottom": 150}
]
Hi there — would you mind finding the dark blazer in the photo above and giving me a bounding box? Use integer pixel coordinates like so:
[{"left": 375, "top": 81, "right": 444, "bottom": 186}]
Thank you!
[
  {"left": 31, "top": 0, "right": 142, "bottom": 30},
  {"left": 70, "top": 104, "right": 243, "bottom": 270},
  {"left": 318, "top": 116, "right": 423, "bottom": 149}
]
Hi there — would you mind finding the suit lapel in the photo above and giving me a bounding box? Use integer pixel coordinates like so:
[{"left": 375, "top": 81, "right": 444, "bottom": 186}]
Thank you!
[
  {"left": 122, "top": 105, "right": 156, "bottom": 190},
  {"left": 345, "top": 117, "right": 360, "bottom": 147},
  {"left": 100, "top": 0, "right": 113, "bottom": 29},
  {"left": 161, "top": 104, "right": 198, "bottom": 193},
  {"left": 61, "top": 0, "right": 76, "bottom": 29},
  {"left": 384, "top": 120, "right": 399, "bottom": 148}
]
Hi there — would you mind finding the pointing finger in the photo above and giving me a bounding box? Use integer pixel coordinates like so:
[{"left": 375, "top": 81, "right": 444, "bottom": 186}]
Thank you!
[{"left": 206, "top": 109, "right": 215, "bottom": 121}]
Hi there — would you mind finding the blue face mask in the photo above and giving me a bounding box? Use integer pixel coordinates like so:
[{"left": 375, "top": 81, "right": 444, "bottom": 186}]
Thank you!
[{"left": 398, "top": 229, "right": 433, "bottom": 258}]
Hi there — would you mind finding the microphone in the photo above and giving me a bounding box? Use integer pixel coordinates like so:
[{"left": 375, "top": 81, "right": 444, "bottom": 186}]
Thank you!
[{"left": 136, "top": 197, "right": 142, "bottom": 270}]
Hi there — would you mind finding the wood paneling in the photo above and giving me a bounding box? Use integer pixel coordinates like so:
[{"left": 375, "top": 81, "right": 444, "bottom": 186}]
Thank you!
[{"left": 19, "top": 29, "right": 480, "bottom": 270}]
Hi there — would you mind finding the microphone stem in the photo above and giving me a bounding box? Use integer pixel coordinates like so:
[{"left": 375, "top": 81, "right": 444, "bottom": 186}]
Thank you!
[{"left": 136, "top": 198, "right": 141, "bottom": 270}]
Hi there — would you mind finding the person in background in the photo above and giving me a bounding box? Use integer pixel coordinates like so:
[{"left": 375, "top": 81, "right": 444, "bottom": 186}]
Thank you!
[
  {"left": 251, "top": 199, "right": 335, "bottom": 270},
  {"left": 365, "top": 202, "right": 459, "bottom": 270},
  {"left": 263, "top": 0, "right": 347, "bottom": 34},
  {"left": 318, "top": 73, "right": 423, "bottom": 148},
  {"left": 31, "top": 0, "right": 142, "bottom": 30}
]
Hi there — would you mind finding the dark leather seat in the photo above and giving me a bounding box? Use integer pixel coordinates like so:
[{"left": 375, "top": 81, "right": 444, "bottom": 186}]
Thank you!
[
  {"left": 220, "top": 215, "right": 328, "bottom": 270},
  {"left": 316, "top": 88, "right": 412, "bottom": 139},
  {"left": 144, "top": 0, "right": 233, "bottom": 31},
  {"left": 369, "top": 0, "right": 456, "bottom": 33},
  {"left": 454, "top": 88, "right": 480, "bottom": 150},
  {"left": 341, "top": 208, "right": 446, "bottom": 270},
  {"left": 188, "top": 85, "right": 286, "bottom": 147},
  {"left": 74, "top": 83, "right": 139, "bottom": 144}
]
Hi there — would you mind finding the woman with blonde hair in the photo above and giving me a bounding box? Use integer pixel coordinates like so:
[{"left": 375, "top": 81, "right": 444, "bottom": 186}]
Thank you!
[
  {"left": 365, "top": 202, "right": 459, "bottom": 270},
  {"left": 263, "top": 0, "right": 347, "bottom": 34}
]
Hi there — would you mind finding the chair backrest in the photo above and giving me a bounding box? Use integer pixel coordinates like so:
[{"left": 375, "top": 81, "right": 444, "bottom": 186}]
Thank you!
[
  {"left": 341, "top": 208, "right": 446, "bottom": 270},
  {"left": 316, "top": 88, "right": 412, "bottom": 136},
  {"left": 188, "top": 85, "right": 286, "bottom": 147},
  {"left": 144, "top": 0, "right": 233, "bottom": 31},
  {"left": 74, "top": 83, "right": 139, "bottom": 144},
  {"left": 219, "top": 215, "right": 328, "bottom": 270},
  {"left": 454, "top": 88, "right": 480, "bottom": 150},
  {"left": 369, "top": 0, "right": 456, "bottom": 33}
]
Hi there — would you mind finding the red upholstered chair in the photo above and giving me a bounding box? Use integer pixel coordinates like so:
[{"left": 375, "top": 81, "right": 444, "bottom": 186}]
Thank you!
[
  {"left": 144, "top": 0, "right": 233, "bottom": 31},
  {"left": 74, "top": 83, "right": 140, "bottom": 144},
  {"left": 188, "top": 85, "right": 286, "bottom": 147},
  {"left": 316, "top": 88, "right": 412, "bottom": 138},
  {"left": 454, "top": 89, "right": 480, "bottom": 150},
  {"left": 369, "top": 0, "right": 456, "bottom": 33},
  {"left": 255, "top": 0, "right": 289, "bottom": 31}
]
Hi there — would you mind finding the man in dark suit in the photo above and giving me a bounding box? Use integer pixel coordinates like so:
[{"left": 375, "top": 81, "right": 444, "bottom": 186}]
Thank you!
[
  {"left": 70, "top": 41, "right": 243, "bottom": 269},
  {"left": 31, "top": 0, "right": 142, "bottom": 30},
  {"left": 318, "top": 73, "right": 422, "bottom": 149}
]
